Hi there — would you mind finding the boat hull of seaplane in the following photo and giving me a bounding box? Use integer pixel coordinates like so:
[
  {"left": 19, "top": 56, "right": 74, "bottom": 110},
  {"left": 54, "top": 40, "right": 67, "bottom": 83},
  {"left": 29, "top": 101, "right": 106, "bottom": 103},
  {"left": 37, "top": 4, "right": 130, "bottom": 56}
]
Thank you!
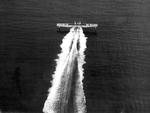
[{"left": 56, "top": 22, "right": 98, "bottom": 33}]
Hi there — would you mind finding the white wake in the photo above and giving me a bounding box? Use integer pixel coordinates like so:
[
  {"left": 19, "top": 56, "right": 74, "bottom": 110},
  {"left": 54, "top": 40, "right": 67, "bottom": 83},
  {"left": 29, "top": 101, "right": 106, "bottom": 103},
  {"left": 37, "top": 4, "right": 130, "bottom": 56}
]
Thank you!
[{"left": 43, "top": 27, "right": 87, "bottom": 113}]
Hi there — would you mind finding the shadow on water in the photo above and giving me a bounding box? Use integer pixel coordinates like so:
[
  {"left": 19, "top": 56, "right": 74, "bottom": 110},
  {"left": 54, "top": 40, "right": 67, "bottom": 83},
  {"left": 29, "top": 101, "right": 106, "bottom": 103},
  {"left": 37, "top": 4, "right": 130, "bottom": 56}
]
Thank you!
[{"left": 12, "top": 67, "right": 22, "bottom": 96}]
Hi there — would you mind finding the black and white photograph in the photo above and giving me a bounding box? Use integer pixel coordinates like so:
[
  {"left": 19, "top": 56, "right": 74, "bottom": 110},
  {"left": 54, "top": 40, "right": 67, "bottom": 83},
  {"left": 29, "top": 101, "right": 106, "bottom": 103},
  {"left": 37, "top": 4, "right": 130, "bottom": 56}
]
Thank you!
[{"left": 0, "top": 0, "right": 150, "bottom": 113}]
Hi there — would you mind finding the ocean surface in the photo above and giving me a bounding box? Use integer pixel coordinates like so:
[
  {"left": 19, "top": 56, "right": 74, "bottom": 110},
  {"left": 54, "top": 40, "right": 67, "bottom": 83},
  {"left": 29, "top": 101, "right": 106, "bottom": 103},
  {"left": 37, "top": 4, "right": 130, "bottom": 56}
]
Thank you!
[{"left": 0, "top": 0, "right": 150, "bottom": 113}]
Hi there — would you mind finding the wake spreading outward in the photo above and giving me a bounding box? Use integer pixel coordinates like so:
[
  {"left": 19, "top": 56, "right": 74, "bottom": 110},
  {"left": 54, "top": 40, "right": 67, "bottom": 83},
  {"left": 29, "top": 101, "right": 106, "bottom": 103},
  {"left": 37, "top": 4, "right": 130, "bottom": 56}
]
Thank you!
[{"left": 43, "top": 27, "right": 87, "bottom": 113}]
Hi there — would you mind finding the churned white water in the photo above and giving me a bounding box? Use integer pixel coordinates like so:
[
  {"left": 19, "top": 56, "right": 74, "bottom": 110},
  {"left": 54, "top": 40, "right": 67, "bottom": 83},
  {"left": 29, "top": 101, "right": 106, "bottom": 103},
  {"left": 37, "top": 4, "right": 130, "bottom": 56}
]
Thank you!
[{"left": 43, "top": 27, "right": 87, "bottom": 113}]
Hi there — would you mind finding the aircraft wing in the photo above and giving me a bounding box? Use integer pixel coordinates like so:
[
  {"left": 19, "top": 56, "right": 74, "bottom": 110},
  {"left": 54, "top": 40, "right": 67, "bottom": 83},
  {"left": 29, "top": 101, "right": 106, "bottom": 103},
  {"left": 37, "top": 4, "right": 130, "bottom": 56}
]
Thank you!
[
  {"left": 56, "top": 23, "right": 73, "bottom": 28},
  {"left": 81, "top": 24, "right": 98, "bottom": 28},
  {"left": 56, "top": 23, "right": 98, "bottom": 28}
]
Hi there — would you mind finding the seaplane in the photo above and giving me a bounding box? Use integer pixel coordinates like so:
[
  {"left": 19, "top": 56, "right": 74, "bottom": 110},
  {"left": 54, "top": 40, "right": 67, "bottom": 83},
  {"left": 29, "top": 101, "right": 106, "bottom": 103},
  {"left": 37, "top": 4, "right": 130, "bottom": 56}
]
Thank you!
[{"left": 56, "top": 21, "right": 98, "bottom": 33}]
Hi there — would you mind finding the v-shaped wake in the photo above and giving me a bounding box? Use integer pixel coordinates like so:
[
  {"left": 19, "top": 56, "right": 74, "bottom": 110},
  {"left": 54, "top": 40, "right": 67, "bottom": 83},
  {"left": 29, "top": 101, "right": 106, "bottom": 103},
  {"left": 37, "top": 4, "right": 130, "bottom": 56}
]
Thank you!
[{"left": 43, "top": 27, "right": 87, "bottom": 113}]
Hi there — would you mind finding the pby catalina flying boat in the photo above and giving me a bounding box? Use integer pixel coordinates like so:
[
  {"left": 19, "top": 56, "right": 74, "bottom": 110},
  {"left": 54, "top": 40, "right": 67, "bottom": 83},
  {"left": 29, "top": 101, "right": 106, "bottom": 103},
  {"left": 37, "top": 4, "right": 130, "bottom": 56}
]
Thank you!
[{"left": 56, "top": 21, "right": 98, "bottom": 32}]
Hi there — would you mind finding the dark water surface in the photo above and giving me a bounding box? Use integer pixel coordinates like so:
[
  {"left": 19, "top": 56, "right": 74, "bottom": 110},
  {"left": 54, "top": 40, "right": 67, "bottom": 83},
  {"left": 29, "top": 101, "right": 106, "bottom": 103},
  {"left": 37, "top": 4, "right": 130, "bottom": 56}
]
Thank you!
[{"left": 1, "top": 0, "right": 150, "bottom": 113}]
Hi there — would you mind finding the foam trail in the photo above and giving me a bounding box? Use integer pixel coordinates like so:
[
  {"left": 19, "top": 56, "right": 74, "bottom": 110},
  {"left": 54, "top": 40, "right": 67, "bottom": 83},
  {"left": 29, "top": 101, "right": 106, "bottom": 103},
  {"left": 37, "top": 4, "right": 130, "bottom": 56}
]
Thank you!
[{"left": 43, "top": 27, "right": 87, "bottom": 113}]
